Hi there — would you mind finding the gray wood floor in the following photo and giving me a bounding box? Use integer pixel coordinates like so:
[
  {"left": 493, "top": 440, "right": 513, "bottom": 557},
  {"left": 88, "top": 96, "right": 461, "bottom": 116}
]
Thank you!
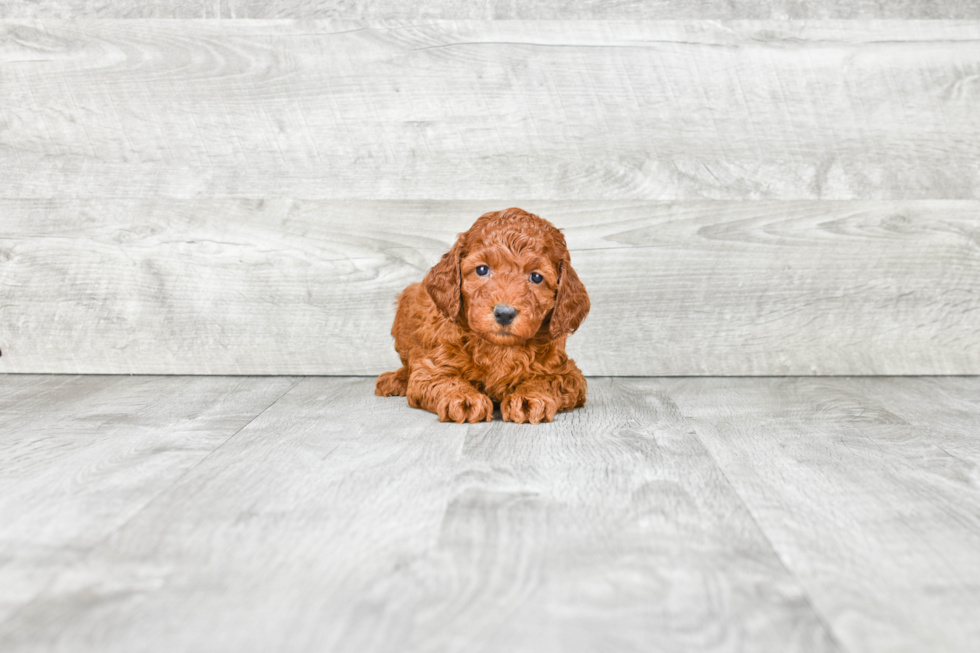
[{"left": 1, "top": 374, "right": 977, "bottom": 652}]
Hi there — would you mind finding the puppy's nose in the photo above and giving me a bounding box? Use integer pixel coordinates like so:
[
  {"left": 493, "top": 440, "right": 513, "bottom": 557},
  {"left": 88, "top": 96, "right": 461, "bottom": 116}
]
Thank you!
[{"left": 493, "top": 304, "right": 518, "bottom": 326}]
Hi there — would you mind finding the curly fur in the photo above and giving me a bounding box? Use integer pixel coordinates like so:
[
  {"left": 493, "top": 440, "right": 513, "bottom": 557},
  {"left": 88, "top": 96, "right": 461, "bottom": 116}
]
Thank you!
[{"left": 375, "top": 208, "right": 590, "bottom": 424}]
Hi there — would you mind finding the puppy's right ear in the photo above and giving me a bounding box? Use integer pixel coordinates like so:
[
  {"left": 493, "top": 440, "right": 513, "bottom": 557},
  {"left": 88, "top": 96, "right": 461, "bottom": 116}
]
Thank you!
[{"left": 423, "top": 235, "right": 465, "bottom": 321}]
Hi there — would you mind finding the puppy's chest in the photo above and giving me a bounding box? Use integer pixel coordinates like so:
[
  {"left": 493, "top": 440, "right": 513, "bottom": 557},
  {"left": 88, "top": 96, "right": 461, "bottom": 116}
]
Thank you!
[{"left": 458, "top": 341, "right": 544, "bottom": 399}]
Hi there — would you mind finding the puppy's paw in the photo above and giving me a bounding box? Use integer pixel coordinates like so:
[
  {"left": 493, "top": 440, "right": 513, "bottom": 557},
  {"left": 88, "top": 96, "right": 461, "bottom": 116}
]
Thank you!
[
  {"left": 438, "top": 391, "right": 494, "bottom": 424},
  {"left": 501, "top": 391, "right": 559, "bottom": 425},
  {"left": 375, "top": 370, "right": 408, "bottom": 396}
]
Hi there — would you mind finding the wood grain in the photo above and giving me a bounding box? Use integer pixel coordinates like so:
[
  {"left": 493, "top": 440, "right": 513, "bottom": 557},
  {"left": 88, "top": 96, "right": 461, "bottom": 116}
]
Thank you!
[
  {"left": 665, "top": 376, "right": 980, "bottom": 653},
  {"left": 0, "top": 377, "right": 839, "bottom": 653},
  {"left": 837, "top": 376, "right": 980, "bottom": 461},
  {"left": 0, "top": 374, "right": 296, "bottom": 625},
  {"left": 2, "top": 20, "right": 979, "bottom": 200},
  {"left": 0, "top": 377, "right": 471, "bottom": 652},
  {"left": 1, "top": 199, "right": 977, "bottom": 375},
  {"left": 3, "top": 1, "right": 979, "bottom": 19},
  {"left": 407, "top": 377, "right": 837, "bottom": 653},
  {"left": 2, "top": 376, "right": 977, "bottom": 651}
]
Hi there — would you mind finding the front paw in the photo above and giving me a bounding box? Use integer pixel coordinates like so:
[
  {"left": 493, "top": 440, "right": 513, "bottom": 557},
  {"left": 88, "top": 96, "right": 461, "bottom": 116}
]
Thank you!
[
  {"left": 437, "top": 391, "right": 494, "bottom": 424},
  {"left": 375, "top": 370, "right": 408, "bottom": 396},
  {"left": 501, "top": 391, "right": 560, "bottom": 424}
]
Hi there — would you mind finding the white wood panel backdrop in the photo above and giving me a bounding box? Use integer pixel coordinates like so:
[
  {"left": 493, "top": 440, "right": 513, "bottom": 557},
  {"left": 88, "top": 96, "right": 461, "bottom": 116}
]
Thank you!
[
  {"left": 2, "top": 1, "right": 980, "bottom": 19},
  {"left": 1, "top": 200, "right": 977, "bottom": 375},
  {"left": 2, "top": 21, "right": 979, "bottom": 200},
  {"left": 1, "top": 19, "right": 978, "bottom": 375}
]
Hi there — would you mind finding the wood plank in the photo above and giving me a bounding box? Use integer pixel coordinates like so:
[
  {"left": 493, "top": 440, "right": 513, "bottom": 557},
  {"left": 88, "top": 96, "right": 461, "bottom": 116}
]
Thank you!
[
  {"left": 0, "top": 377, "right": 839, "bottom": 652},
  {"left": 3, "top": 1, "right": 979, "bottom": 19},
  {"left": 665, "top": 376, "right": 980, "bottom": 653},
  {"left": 0, "top": 377, "right": 471, "bottom": 652},
  {"left": 406, "top": 377, "right": 837, "bottom": 653},
  {"left": 0, "top": 374, "right": 111, "bottom": 417},
  {"left": 838, "top": 376, "right": 980, "bottom": 461},
  {"left": 0, "top": 376, "right": 157, "bottom": 435},
  {"left": 1, "top": 199, "right": 977, "bottom": 375},
  {"left": 0, "top": 374, "right": 296, "bottom": 625},
  {"left": 2, "top": 20, "right": 979, "bottom": 200}
]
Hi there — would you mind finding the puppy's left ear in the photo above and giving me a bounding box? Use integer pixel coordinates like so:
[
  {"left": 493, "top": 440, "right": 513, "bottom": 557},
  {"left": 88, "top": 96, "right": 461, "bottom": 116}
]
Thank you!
[
  {"left": 550, "top": 255, "right": 590, "bottom": 339},
  {"left": 423, "top": 235, "right": 465, "bottom": 322}
]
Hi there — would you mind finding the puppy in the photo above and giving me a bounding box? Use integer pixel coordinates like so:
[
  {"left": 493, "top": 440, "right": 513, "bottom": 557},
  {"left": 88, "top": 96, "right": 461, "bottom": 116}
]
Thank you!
[{"left": 375, "top": 208, "right": 589, "bottom": 424}]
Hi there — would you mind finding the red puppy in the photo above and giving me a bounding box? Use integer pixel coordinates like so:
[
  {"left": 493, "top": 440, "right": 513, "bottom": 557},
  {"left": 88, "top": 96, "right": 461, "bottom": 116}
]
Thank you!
[{"left": 376, "top": 208, "right": 590, "bottom": 424}]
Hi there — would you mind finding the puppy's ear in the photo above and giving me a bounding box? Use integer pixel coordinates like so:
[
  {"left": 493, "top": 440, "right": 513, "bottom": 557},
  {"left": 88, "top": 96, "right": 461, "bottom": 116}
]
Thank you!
[
  {"left": 423, "top": 235, "right": 465, "bottom": 322},
  {"left": 550, "top": 255, "right": 590, "bottom": 339}
]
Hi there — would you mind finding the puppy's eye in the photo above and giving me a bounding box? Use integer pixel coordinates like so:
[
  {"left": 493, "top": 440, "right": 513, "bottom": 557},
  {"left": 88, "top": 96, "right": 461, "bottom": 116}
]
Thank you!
[
  {"left": 529, "top": 272, "right": 544, "bottom": 284},
  {"left": 475, "top": 265, "right": 490, "bottom": 277}
]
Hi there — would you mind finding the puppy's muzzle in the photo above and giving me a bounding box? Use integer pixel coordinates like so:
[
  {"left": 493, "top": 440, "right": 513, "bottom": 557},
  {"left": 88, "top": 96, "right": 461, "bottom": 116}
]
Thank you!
[{"left": 493, "top": 304, "right": 518, "bottom": 326}]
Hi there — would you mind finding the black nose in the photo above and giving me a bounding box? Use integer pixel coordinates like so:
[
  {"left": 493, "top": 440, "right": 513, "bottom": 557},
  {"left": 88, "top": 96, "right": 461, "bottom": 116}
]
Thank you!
[{"left": 493, "top": 304, "right": 518, "bottom": 326}]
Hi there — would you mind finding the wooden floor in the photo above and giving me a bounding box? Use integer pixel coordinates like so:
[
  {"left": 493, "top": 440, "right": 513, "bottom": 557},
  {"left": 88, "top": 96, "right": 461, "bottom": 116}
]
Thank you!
[{"left": 1, "top": 375, "right": 978, "bottom": 652}]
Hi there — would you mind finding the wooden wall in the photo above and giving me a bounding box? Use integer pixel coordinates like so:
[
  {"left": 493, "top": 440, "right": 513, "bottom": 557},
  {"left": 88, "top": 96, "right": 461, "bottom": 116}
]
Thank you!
[
  {"left": 3, "top": 2, "right": 980, "bottom": 19},
  {"left": 0, "top": 12, "right": 978, "bottom": 375}
]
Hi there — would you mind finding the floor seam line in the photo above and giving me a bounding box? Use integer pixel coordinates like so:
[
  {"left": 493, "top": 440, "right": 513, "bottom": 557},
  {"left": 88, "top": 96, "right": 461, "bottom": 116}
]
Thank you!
[
  {"left": 663, "top": 391, "right": 851, "bottom": 653},
  {"left": 0, "top": 376, "right": 306, "bottom": 633}
]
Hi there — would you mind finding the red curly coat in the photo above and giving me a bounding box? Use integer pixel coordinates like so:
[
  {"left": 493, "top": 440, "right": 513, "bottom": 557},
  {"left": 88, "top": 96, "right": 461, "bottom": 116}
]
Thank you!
[{"left": 375, "top": 208, "right": 590, "bottom": 424}]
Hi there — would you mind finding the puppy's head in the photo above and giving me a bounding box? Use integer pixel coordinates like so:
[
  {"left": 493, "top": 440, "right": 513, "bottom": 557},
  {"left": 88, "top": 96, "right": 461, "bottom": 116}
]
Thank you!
[{"left": 423, "top": 208, "right": 589, "bottom": 345}]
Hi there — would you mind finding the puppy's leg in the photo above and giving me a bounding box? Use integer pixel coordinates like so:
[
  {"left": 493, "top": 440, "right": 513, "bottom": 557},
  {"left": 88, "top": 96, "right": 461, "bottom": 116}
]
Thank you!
[
  {"left": 502, "top": 365, "right": 587, "bottom": 424},
  {"left": 407, "top": 360, "right": 493, "bottom": 424},
  {"left": 375, "top": 366, "right": 409, "bottom": 396},
  {"left": 377, "top": 283, "right": 421, "bottom": 398}
]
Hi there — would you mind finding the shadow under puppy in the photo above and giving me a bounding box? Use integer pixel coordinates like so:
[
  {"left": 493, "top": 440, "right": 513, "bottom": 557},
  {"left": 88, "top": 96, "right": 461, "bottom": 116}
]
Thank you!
[{"left": 376, "top": 208, "right": 590, "bottom": 424}]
